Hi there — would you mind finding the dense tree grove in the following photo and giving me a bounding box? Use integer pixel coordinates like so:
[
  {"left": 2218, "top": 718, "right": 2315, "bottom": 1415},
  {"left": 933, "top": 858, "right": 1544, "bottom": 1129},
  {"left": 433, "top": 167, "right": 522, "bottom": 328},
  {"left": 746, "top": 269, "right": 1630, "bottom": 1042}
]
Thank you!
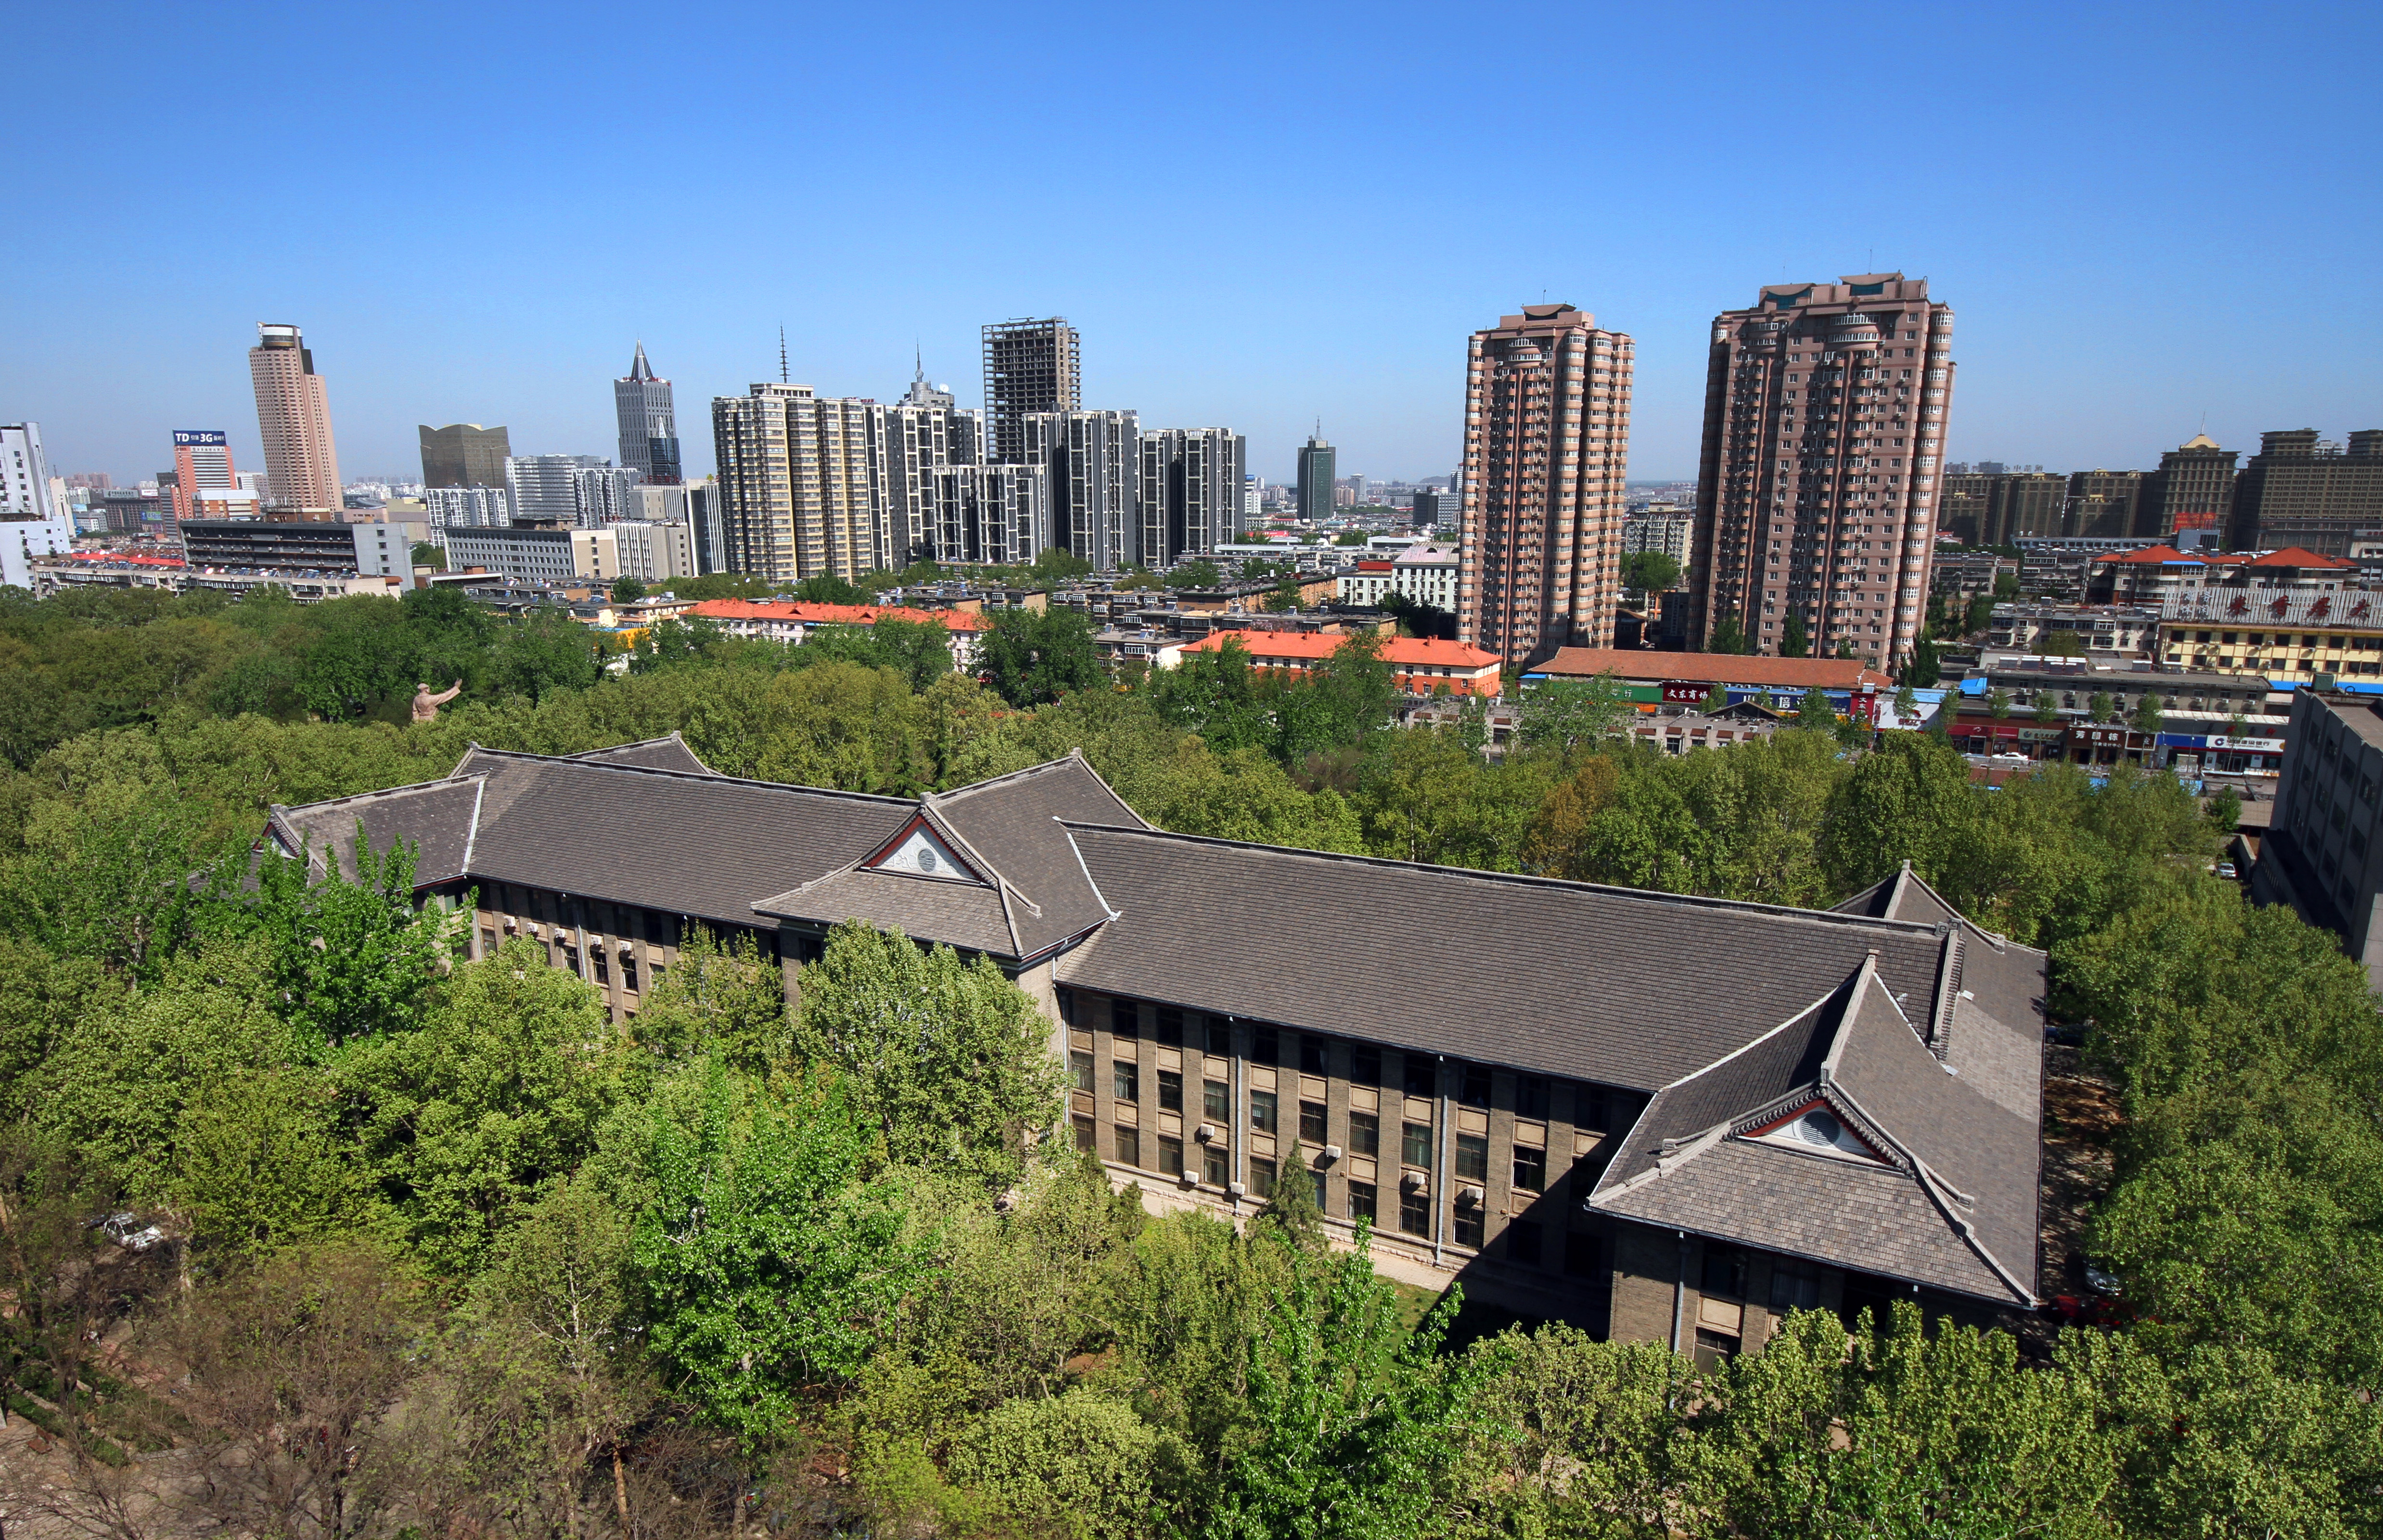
[{"left": 0, "top": 581, "right": 2377, "bottom": 1535}]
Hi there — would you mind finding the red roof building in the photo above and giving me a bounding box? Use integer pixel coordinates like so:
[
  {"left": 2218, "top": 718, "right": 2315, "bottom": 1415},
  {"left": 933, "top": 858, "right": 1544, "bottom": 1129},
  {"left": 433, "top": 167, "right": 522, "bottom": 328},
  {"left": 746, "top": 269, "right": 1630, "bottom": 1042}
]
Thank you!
[
  {"left": 1179, "top": 629, "right": 1505, "bottom": 697},
  {"left": 686, "top": 598, "right": 987, "bottom": 663},
  {"left": 1533, "top": 647, "right": 1892, "bottom": 693}
]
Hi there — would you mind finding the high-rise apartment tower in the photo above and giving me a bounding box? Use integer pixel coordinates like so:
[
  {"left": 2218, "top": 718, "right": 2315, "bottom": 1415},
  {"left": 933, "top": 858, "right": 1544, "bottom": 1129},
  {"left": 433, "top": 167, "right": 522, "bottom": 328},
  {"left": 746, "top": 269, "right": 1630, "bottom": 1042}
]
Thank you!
[
  {"left": 1457, "top": 304, "right": 1634, "bottom": 661},
  {"left": 1685, "top": 275, "right": 1953, "bottom": 664},
  {"left": 615, "top": 345, "right": 682, "bottom": 484},
  {"left": 982, "top": 319, "right": 1081, "bottom": 464},
  {"left": 248, "top": 323, "right": 344, "bottom": 517},
  {"left": 2140, "top": 433, "right": 2237, "bottom": 540},
  {"left": 2224, "top": 429, "right": 2383, "bottom": 556},
  {"left": 1139, "top": 428, "right": 1246, "bottom": 564},
  {"left": 419, "top": 424, "right": 511, "bottom": 488},
  {"left": 712, "top": 384, "right": 893, "bottom": 580},
  {"left": 1016, "top": 410, "right": 1140, "bottom": 570}
]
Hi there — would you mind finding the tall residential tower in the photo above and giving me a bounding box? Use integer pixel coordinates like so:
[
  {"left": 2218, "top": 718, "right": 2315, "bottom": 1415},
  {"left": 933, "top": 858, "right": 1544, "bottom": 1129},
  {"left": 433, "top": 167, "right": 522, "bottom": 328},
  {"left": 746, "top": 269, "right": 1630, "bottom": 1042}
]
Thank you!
[
  {"left": 615, "top": 344, "right": 681, "bottom": 484},
  {"left": 1456, "top": 304, "right": 1634, "bottom": 661},
  {"left": 247, "top": 323, "right": 344, "bottom": 516},
  {"left": 1685, "top": 275, "right": 1953, "bottom": 664},
  {"left": 982, "top": 318, "right": 1081, "bottom": 464}
]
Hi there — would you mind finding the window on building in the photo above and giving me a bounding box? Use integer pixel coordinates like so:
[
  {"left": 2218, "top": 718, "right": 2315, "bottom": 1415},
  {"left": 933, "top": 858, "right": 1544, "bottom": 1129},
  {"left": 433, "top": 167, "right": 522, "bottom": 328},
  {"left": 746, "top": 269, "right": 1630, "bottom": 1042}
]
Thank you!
[
  {"left": 1512, "top": 1145, "right": 1547, "bottom": 1192},
  {"left": 1702, "top": 1245, "right": 1748, "bottom": 1300},
  {"left": 1516, "top": 1075, "right": 1550, "bottom": 1119},
  {"left": 1403, "top": 1056, "right": 1437, "bottom": 1098},
  {"left": 1114, "top": 1126, "right": 1140, "bottom": 1167},
  {"left": 1507, "top": 1220, "right": 1543, "bottom": 1266},
  {"left": 1771, "top": 1260, "right": 1821, "bottom": 1312},
  {"left": 1070, "top": 1052, "right": 1094, "bottom": 1093},
  {"left": 1158, "top": 1136, "right": 1183, "bottom": 1178},
  {"left": 1253, "top": 1027, "right": 1279, "bottom": 1066},
  {"left": 1564, "top": 1230, "right": 1605, "bottom": 1279},
  {"left": 1399, "top": 1189, "right": 1431, "bottom": 1236},
  {"left": 1249, "top": 1157, "right": 1277, "bottom": 1200},
  {"left": 480, "top": 926, "right": 497, "bottom": 955},
  {"left": 1300, "top": 1035, "right": 1329, "bottom": 1075},
  {"left": 1112, "top": 1000, "right": 1140, "bottom": 1039},
  {"left": 1158, "top": 1069, "right": 1183, "bottom": 1112},
  {"left": 1113, "top": 1060, "right": 1139, "bottom": 1102},
  {"left": 1453, "top": 1209, "right": 1484, "bottom": 1248},
  {"left": 1300, "top": 1101, "right": 1328, "bottom": 1144},
  {"left": 1455, "top": 1134, "right": 1489, "bottom": 1183},
  {"left": 1250, "top": 1090, "right": 1279, "bottom": 1134},
  {"left": 1693, "top": 1329, "right": 1739, "bottom": 1371},
  {"left": 1351, "top": 1045, "right": 1381, "bottom": 1086},
  {"left": 1576, "top": 1082, "right": 1611, "bottom": 1132},
  {"left": 1072, "top": 1115, "right": 1096, "bottom": 1154},
  {"left": 1401, "top": 1121, "right": 1433, "bottom": 1168},
  {"left": 1202, "top": 1144, "right": 1228, "bottom": 1187},
  {"left": 621, "top": 951, "right": 638, "bottom": 992},
  {"left": 1348, "top": 1110, "right": 1380, "bottom": 1156},
  {"left": 592, "top": 949, "right": 610, "bottom": 986},
  {"left": 1347, "top": 1181, "right": 1376, "bottom": 1223},
  {"left": 1204, "top": 1079, "right": 1229, "bottom": 1123},
  {"left": 1460, "top": 1065, "right": 1491, "bottom": 1109}
]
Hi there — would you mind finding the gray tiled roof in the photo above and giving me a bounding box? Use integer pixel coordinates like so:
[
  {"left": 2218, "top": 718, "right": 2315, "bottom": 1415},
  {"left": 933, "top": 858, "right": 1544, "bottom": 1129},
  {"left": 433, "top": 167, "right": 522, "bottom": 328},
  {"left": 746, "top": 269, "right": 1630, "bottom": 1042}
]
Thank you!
[
  {"left": 1051, "top": 823, "right": 1956, "bottom": 1092},
  {"left": 269, "top": 778, "right": 485, "bottom": 886},
  {"left": 760, "top": 866, "right": 1019, "bottom": 955},
  {"left": 563, "top": 732, "right": 719, "bottom": 775},
  {"left": 1589, "top": 932, "right": 2044, "bottom": 1308},
  {"left": 927, "top": 755, "right": 1137, "bottom": 958}
]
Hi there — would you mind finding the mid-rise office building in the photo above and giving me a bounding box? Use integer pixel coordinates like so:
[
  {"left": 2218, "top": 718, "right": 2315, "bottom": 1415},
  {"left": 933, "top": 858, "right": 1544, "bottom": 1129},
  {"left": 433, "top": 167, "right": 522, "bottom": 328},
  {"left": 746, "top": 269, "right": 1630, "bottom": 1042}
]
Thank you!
[
  {"left": 2140, "top": 433, "right": 2237, "bottom": 540},
  {"left": 928, "top": 463, "right": 1051, "bottom": 566},
  {"left": 983, "top": 318, "right": 1081, "bottom": 465},
  {"left": 614, "top": 345, "right": 681, "bottom": 485},
  {"left": 248, "top": 324, "right": 344, "bottom": 516},
  {"left": 0, "top": 423, "right": 75, "bottom": 587},
  {"left": 607, "top": 520, "right": 698, "bottom": 583},
  {"left": 442, "top": 523, "right": 621, "bottom": 586},
  {"left": 505, "top": 455, "right": 641, "bottom": 527},
  {"left": 1138, "top": 428, "right": 1246, "bottom": 564},
  {"left": 1459, "top": 303, "right": 1635, "bottom": 661},
  {"left": 180, "top": 519, "right": 430, "bottom": 577},
  {"left": 711, "top": 384, "right": 894, "bottom": 581},
  {"left": 1686, "top": 275, "right": 1952, "bottom": 664},
  {"left": 2226, "top": 429, "right": 2383, "bottom": 555},
  {"left": 421, "top": 485, "right": 513, "bottom": 528},
  {"left": 1295, "top": 433, "right": 1336, "bottom": 525},
  {"left": 1019, "top": 410, "right": 1140, "bottom": 570},
  {"left": 420, "top": 424, "right": 512, "bottom": 489},
  {"left": 1411, "top": 486, "right": 1457, "bottom": 527},
  {"left": 164, "top": 430, "right": 238, "bottom": 520}
]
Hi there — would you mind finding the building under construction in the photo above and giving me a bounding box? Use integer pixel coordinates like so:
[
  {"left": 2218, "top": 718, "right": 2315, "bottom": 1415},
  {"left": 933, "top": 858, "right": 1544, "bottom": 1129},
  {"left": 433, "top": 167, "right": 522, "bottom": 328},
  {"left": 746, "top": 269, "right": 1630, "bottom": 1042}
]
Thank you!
[{"left": 982, "top": 318, "right": 1081, "bottom": 463}]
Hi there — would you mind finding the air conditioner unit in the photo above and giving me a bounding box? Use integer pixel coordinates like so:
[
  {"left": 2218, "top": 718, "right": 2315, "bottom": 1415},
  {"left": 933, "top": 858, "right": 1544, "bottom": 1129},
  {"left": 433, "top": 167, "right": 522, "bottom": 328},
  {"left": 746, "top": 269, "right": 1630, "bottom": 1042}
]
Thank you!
[
  {"left": 1322, "top": 1143, "right": 1343, "bottom": 1163},
  {"left": 1194, "top": 1124, "right": 1217, "bottom": 1143},
  {"left": 1457, "top": 1184, "right": 1485, "bottom": 1208},
  {"left": 1401, "top": 1169, "right": 1428, "bottom": 1193},
  {"left": 1177, "top": 1169, "right": 1199, "bottom": 1189},
  {"left": 1227, "top": 1181, "right": 1247, "bottom": 1198}
]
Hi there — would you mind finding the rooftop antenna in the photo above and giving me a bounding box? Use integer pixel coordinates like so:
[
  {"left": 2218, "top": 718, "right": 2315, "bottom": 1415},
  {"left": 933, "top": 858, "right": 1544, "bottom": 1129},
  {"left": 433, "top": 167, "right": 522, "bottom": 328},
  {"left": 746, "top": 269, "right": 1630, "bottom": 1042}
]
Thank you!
[{"left": 778, "top": 326, "right": 789, "bottom": 384}]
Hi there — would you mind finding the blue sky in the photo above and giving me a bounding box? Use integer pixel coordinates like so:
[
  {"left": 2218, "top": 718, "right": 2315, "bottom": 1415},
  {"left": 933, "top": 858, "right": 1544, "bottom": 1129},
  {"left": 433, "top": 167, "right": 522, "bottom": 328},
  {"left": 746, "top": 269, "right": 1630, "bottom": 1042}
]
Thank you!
[{"left": 8, "top": 1, "right": 2379, "bottom": 488}]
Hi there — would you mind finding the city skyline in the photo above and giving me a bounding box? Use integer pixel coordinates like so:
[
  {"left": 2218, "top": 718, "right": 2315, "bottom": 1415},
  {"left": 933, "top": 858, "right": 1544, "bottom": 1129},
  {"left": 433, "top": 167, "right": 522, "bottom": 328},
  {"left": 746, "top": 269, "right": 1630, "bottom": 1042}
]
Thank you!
[{"left": 5, "top": 3, "right": 2378, "bottom": 492}]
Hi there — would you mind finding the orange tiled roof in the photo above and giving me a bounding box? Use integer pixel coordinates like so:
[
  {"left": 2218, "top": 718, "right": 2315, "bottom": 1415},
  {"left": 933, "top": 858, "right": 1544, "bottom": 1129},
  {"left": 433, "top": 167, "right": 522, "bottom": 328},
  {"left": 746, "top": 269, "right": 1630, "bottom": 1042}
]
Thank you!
[
  {"left": 686, "top": 598, "right": 986, "bottom": 630},
  {"left": 2096, "top": 544, "right": 2200, "bottom": 566},
  {"left": 1183, "top": 629, "right": 1502, "bottom": 670},
  {"left": 2245, "top": 545, "right": 2358, "bottom": 569}
]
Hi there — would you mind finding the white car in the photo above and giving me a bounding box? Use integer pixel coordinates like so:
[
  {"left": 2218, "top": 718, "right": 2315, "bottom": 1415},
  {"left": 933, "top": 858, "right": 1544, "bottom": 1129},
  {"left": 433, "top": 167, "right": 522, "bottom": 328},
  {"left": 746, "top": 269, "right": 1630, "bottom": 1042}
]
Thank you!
[{"left": 96, "top": 1212, "right": 165, "bottom": 1251}]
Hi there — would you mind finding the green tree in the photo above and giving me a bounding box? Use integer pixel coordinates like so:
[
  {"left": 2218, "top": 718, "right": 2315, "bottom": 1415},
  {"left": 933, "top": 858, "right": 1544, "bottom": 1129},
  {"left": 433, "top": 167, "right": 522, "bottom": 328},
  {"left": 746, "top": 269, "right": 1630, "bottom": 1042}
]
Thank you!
[
  {"left": 1168, "top": 558, "right": 1223, "bottom": 590},
  {"left": 2034, "top": 689, "right": 2061, "bottom": 724},
  {"left": 946, "top": 1392, "right": 1163, "bottom": 1539},
  {"left": 412, "top": 540, "right": 445, "bottom": 571},
  {"left": 634, "top": 1058, "right": 922, "bottom": 1438},
  {"left": 629, "top": 924, "right": 791, "bottom": 1076},
  {"left": 225, "top": 831, "right": 452, "bottom": 1051},
  {"left": 792, "top": 574, "right": 870, "bottom": 605},
  {"left": 2089, "top": 691, "right": 2115, "bottom": 723},
  {"left": 1817, "top": 731, "right": 1979, "bottom": 894},
  {"left": 981, "top": 606, "right": 1102, "bottom": 707},
  {"left": 1987, "top": 686, "right": 2011, "bottom": 719},
  {"left": 2208, "top": 785, "right": 2242, "bottom": 833},
  {"left": 1618, "top": 550, "right": 1680, "bottom": 594},
  {"left": 2041, "top": 629, "right": 2086, "bottom": 657},
  {"left": 1993, "top": 570, "right": 2020, "bottom": 601},
  {"left": 1905, "top": 633, "right": 1942, "bottom": 687},
  {"left": 1794, "top": 687, "right": 1837, "bottom": 733},
  {"left": 793, "top": 920, "right": 1067, "bottom": 1188},
  {"left": 1707, "top": 616, "right": 1749, "bottom": 654},
  {"left": 608, "top": 577, "right": 647, "bottom": 603},
  {"left": 1152, "top": 636, "right": 1273, "bottom": 753},
  {"left": 175, "top": 1067, "right": 374, "bottom": 1259},
  {"left": 1256, "top": 1145, "right": 1324, "bottom": 1254},
  {"left": 2130, "top": 691, "right": 2166, "bottom": 735},
  {"left": 1451, "top": 1325, "right": 1691, "bottom": 1538},
  {"left": 1517, "top": 674, "right": 1630, "bottom": 761},
  {"left": 1203, "top": 1227, "right": 1471, "bottom": 1540},
  {"left": 340, "top": 938, "right": 623, "bottom": 1273},
  {"left": 1780, "top": 613, "right": 1810, "bottom": 657}
]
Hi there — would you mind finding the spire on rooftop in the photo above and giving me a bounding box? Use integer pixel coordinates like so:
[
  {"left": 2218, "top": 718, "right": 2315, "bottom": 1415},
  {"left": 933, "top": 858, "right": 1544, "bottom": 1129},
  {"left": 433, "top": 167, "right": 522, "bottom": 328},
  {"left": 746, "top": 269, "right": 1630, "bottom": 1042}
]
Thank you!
[{"left": 628, "top": 341, "right": 654, "bottom": 381}]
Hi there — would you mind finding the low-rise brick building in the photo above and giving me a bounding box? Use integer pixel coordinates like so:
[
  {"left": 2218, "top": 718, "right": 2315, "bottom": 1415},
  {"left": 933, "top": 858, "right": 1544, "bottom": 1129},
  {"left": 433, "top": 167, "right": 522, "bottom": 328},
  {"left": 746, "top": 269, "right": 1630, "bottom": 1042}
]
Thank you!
[{"left": 269, "top": 737, "right": 2049, "bottom": 1355}]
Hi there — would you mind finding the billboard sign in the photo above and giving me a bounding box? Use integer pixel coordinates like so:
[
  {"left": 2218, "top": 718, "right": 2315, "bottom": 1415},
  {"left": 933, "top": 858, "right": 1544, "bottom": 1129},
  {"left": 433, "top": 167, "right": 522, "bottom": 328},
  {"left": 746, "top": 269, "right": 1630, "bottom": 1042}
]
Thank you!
[
  {"left": 172, "top": 430, "right": 228, "bottom": 447},
  {"left": 1661, "top": 680, "right": 1716, "bottom": 703}
]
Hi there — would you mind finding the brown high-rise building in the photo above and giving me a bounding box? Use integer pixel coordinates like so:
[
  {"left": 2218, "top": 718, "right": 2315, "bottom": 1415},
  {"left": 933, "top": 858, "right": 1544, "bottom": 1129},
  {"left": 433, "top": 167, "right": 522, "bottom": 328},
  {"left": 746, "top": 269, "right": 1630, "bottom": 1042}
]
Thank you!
[
  {"left": 1456, "top": 304, "right": 1633, "bottom": 661},
  {"left": 2139, "top": 433, "right": 2237, "bottom": 539},
  {"left": 2224, "top": 429, "right": 2383, "bottom": 555},
  {"left": 1687, "top": 275, "right": 1954, "bottom": 664},
  {"left": 247, "top": 323, "right": 343, "bottom": 517}
]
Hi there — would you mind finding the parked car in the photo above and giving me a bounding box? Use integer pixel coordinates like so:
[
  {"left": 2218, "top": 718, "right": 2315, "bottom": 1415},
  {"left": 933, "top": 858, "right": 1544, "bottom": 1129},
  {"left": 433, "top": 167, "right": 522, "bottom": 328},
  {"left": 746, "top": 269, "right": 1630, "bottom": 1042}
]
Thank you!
[
  {"left": 2216, "top": 860, "right": 2238, "bottom": 879},
  {"left": 95, "top": 1211, "right": 165, "bottom": 1251}
]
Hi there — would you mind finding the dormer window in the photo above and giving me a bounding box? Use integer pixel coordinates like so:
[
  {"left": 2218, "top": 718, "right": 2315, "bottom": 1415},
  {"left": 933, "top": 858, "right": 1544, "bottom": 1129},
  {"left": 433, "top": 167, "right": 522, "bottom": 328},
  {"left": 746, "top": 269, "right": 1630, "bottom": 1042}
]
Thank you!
[{"left": 1749, "top": 1101, "right": 1886, "bottom": 1163}]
